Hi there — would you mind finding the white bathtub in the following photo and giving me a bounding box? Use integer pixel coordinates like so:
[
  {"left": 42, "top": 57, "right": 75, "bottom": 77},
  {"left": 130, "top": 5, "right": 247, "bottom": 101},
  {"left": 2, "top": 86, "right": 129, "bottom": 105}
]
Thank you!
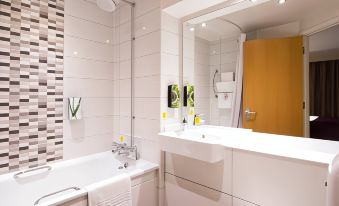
[{"left": 0, "top": 151, "right": 159, "bottom": 206}]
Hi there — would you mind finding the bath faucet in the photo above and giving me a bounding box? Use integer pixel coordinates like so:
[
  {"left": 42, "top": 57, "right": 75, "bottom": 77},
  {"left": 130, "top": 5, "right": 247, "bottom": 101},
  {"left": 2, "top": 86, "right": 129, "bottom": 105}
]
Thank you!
[{"left": 112, "top": 142, "right": 138, "bottom": 160}]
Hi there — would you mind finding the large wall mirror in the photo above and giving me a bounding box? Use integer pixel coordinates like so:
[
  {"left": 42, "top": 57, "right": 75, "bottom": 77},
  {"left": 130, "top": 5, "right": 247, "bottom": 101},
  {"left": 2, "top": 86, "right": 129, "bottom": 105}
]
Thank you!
[{"left": 181, "top": 0, "right": 339, "bottom": 140}]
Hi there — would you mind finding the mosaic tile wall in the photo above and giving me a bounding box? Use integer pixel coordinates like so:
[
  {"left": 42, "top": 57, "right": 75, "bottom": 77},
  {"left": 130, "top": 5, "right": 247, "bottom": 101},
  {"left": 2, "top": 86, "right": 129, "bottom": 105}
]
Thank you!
[{"left": 0, "top": 0, "right": 64, "bottom": 174}]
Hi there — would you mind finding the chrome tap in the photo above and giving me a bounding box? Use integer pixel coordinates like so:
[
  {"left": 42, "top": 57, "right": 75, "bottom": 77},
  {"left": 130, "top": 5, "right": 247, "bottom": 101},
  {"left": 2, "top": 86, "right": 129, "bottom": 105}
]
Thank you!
[{"left": 112, "top": 142, "right": 138, "bottom": 160}]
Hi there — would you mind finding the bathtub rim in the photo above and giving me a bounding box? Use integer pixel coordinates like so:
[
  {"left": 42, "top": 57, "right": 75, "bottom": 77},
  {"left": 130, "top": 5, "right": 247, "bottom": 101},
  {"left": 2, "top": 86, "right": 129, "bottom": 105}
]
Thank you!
[
  {"left": 0, "top": 151, "right": 159, "bottom": 206},
  {"left": 0, "top": 151, "right": 158, "bottom": 181}
]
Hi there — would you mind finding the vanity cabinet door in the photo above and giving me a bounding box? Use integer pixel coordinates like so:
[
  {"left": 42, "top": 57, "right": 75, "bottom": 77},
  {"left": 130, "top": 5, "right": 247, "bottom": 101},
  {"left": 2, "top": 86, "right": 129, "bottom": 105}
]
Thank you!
[{"left": 232, "top": 150, "right": 328, "bottom": 206}]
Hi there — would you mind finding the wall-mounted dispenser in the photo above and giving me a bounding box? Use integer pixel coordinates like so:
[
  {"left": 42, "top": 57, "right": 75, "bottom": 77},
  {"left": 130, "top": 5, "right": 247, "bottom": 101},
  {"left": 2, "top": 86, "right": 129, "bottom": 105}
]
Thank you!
[
  {"left": 184, "top": 85, "right": 194, "bottom": 107},
  {"left": 68, "top": 97, "right": 82, "bottom": 120},
  {"left": 168, "top": 84, "right": 180, "bottom": 108}
]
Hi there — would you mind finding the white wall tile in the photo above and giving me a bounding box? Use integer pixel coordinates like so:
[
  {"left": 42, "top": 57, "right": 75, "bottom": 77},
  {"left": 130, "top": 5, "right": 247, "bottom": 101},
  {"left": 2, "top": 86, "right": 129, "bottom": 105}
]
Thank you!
[
  {"left": 65, "top": 14, "right": 114, "bottom": 44},
  {"left": 114, "top": 98, "right": 120, "bottom": 116},
  {"left": 119, "top": 41, "right": 132, "bottom": 61},
  {"left": 135, "top": 53, "right": 161, "bottom": 77},
  {"left": 119, "top": 21, "right": 132, "bottom": 43},
  {"left": 119, "top": 60, "right": 132, "bottom": 79},
  {"left": 134, "top": 76, "right": 160, "bottom": 98},
  {"left": 64, "top": 36, "right": 114, "bottom": 62},
  {"left": 63, "top": 116, "right": 114, "bottom": 139},
  {"left": 221, "top": 52, "right": 238, "bottom": 64},
  {"left": 134, "top": 98, "right": 160, "bottom": 119},
  {"left": 195, "top": 85, "right": 209, "bottom": 98},
  {"left": 64, "top": 57, "right": 114, "bottom": 80},
  {"left": 135, "top": 0, "right": 160, "bottom": 17},
  {"left": 161, "top": 53, "right": 179, "bottom": 76},
  {"left": 119, "top": 79, "right": 132, "bottom": 98},
  {"left": 135, "top": 31, "right": 161, "bottom": 58},
  {"left": 135, "top": 8, "right": 161, "bottom": 38},
  {"left": 119, "top": 98, "right": 132, "bottom": 117},
  {"left": 114, "top": 116, "right": 120, "bottom": 135},
  {"left": 64, "top": 78, "right": 114, "bottom": 98},
  {"left": 161, "top": 12, "right": 179, "bottom": 34},
  {"left": 63, "top": 133, "right": 113, "bottom": 160},
  {"left": 194, "top": 75, "right": 209, "bottom": 87},
  {"left": 119, "top": 116, "right": 131, "bottom": 136},
  {"left": 134, "top": 118, "right": 160, "bottom": 141},
  {"left": 161, "top": 31, "right": 179, "bottom": 55},
  {"left": 113, "top": 80, "right": 120, "bottom": 97},
  {"left": 114, "top": 63, "right": 120, "bottom": 80},
  {"left": 63, "top": 98, "right": 115, "bottom": 119},
  {"left": 119, "top": 5, "right": 132, "bottom": 25},
  {"left": 65, "top": 0, "right": 114, "bottom": 27}
]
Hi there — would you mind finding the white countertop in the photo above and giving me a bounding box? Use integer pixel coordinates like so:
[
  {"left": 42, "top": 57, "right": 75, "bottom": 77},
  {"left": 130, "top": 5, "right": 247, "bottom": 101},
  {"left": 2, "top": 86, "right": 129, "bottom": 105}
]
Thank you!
[{"left": 160, "top": 125, "right": 339, "bottom": 165}]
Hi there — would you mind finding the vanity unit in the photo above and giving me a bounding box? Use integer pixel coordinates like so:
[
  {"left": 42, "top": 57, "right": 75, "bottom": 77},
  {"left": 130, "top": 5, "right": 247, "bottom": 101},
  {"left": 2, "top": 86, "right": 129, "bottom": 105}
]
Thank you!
[{"left": 160, "top": 126, "right": 339, "bottom": 206}]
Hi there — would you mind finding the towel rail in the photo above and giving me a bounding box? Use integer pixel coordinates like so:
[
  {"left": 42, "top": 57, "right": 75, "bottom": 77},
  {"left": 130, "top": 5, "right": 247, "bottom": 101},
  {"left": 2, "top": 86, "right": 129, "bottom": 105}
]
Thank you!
[
  {"left": 34, "top": 186, "right": 81, "bottom": 205},
  {"left": 13, "top": 165, "right": 52, "bottom": 179}
]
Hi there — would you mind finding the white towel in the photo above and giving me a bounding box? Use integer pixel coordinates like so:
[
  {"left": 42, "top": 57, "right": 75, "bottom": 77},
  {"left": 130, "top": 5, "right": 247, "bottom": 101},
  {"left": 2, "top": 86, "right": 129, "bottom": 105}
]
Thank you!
[
  {"left": 221, "top": 72, "right": 234, "bottom": 82},
  {"left": 85, "top": 174, "right": 132, "bottom": 206}
]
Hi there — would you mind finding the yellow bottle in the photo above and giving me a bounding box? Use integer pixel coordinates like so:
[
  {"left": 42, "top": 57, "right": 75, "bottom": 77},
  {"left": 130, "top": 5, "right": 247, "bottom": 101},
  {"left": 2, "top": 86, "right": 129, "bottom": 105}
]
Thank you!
[{"left": 194, "top": 115, "right": 200, "bottom": 126}]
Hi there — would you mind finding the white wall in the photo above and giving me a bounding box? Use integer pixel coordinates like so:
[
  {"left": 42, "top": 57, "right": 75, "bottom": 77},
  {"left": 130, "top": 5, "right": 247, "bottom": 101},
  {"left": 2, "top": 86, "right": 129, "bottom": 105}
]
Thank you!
[
  {"left": 309, "top": 24, "right": 339, "bottom": 62},
  {"left": 247, "top": 21, "right": 300, "bottom": 40},
  {"left": 63, "top": 0, "right": 115, "bottom": 159},
  {"left": 194, "top": 37, "right": 210, "bottom": 123},
  {"left": 161, "top": 12, "right": 181, "bottom": 129}
]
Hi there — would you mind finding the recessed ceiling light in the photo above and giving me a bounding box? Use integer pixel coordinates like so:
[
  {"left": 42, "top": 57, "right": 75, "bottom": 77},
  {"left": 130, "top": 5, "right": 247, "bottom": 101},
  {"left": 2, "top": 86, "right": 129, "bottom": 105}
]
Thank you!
[
  {"left": 142, "top": 26, "right": 147, "bottom": 30},
  {"left": 73, "top": 51, "right": 78, "bottom": 55},
  {"left": 189, "top": 27, "right": 195, "bottom": 31},
  {"left": 201, "top": 23, "right": 207, "bottom": 28},
  {"left": 249, "top": 0, "right": 257, "bottom": 2},
  {"left": 278, "top": 0, "right": 286, "bottom": 4}
]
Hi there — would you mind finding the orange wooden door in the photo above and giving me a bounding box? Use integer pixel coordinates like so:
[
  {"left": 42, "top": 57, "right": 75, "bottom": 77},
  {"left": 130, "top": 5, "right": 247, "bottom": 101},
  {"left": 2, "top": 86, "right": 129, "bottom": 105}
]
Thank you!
[{"left": 243, "top": 36, "right": 304, "bottom": 137}]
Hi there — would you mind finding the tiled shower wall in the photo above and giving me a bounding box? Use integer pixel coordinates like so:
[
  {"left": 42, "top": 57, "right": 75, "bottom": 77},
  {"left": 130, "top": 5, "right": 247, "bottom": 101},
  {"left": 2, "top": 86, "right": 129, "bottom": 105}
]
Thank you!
[
  {"left": 62, "top": 0, "right": 115, "bottom": 159},
  {"left": 0, "top": 0, "right": 64, "bottom": 174}
]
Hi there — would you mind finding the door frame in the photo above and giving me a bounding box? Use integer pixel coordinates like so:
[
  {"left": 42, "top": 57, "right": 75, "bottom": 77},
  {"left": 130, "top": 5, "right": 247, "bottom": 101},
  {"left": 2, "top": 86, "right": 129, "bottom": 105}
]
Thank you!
[{"left": 302, "top": 17, "right": 339, "bottom": 137}]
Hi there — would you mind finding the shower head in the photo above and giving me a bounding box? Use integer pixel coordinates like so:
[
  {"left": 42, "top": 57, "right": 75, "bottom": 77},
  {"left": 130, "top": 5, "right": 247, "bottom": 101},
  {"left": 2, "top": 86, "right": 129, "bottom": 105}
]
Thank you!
[{"left": 96, "top": 0, "right": 119, "bottom": 12}]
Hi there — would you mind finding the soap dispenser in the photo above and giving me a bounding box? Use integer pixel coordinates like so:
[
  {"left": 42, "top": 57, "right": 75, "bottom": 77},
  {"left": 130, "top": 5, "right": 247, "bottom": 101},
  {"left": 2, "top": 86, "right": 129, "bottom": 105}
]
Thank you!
[{"left": 183, "top": 117, "right": 188, "bottom": 130}]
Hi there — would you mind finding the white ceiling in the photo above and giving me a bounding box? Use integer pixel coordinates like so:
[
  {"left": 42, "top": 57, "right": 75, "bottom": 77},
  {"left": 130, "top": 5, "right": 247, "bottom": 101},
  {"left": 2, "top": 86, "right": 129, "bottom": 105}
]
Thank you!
[
  {"left": 194, "top": 19, "right": 241, "bottom": 41},
  {"left": 309, "top": 24, "right": 339, "bottom": 52},
  {"left": 190, "top": 0, "right": 339, "bottom": 42},
  {"left": 163, "top": 0, "right": 227, "bottom": 18},
  {"left": 221, "top": 0, "right": 339, "bottom": 32}
]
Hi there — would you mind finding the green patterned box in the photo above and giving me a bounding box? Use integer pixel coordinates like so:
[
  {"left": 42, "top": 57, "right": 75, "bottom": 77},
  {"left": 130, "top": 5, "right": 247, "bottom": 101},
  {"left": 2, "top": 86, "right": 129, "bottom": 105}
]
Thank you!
[
  {"left": 184, "top": 85, "right": 194, "bottom": 107},
  {"left": 168, "top": 84, "right": 180, "bottom": 108}
]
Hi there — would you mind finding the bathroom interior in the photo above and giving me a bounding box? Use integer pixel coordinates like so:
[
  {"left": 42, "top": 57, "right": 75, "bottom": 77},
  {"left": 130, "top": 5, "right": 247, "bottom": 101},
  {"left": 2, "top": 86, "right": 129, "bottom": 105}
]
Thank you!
[{"left": 1, "top": 0, "right": 339, "bottom": 205}]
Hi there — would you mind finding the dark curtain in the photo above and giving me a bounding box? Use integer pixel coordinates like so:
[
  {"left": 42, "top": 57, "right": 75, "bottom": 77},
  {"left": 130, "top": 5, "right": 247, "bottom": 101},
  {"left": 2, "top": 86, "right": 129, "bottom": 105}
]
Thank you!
[{"left": 309, "top": 60, "right": 339, "bottom": 118}]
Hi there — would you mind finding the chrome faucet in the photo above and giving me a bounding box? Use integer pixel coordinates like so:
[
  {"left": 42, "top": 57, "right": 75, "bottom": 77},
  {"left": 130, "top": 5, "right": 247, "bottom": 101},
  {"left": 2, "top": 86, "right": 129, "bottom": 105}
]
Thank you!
[{"left": 112, "top": 142, "right": 138, "bottom": 160}]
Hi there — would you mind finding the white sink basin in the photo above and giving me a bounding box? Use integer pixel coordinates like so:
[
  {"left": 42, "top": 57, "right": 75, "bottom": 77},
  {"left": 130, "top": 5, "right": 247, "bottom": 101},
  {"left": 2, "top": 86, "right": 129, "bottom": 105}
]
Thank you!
[{"left": 159, "top": 129, "right": 225, "bottom": 163}]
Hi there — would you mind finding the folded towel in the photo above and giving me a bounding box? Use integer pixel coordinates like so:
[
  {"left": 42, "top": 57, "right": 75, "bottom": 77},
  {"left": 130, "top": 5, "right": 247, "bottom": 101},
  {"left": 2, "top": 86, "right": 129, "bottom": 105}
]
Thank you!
[
  {"left": 221, "top": 72, "right": 234, "bottom": 82},
  {"left": 85, "top": 174, "right": 132, "bottom": 206}
]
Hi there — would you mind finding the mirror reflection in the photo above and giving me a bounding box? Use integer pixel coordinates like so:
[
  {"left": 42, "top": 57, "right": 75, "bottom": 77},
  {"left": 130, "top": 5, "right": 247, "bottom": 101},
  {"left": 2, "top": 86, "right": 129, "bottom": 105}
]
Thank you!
[{"left": 182, "top": 0, "right": 339, "bottom": 140}]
